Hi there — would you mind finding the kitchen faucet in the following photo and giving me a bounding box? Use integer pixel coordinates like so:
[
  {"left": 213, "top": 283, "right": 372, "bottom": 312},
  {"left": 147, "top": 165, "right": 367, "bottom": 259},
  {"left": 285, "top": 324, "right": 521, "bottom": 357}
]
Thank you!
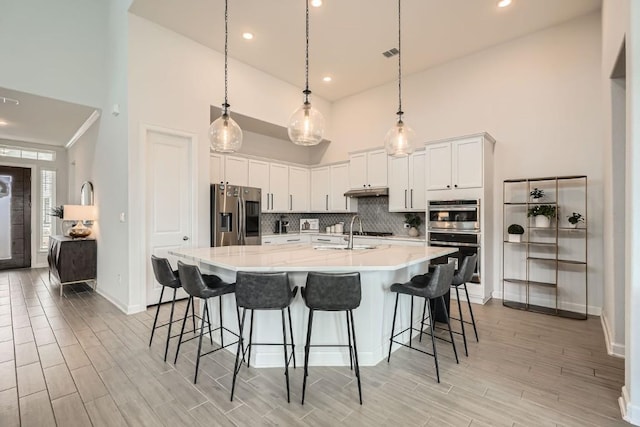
[{"left": 347, "top": 215, "right": 363, "bottom": 250}]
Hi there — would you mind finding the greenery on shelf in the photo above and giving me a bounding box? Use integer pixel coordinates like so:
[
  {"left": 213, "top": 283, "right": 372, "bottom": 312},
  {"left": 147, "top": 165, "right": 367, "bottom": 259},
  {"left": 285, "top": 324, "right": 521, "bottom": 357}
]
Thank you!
[
  {"left": 567, "top": 212, "right": 585, "bottom": 225},
  {"left": 404, "top": 213, "right": 422, "bottom": 228},
  {"left": 507, "top": 224, "right": 525, "bottom": 235},
  {"left": 527, "top": 204, "right": 557, "bottom": 219},
  {"left": 530, "top": 187, "right": 544, "bottom": 200}
]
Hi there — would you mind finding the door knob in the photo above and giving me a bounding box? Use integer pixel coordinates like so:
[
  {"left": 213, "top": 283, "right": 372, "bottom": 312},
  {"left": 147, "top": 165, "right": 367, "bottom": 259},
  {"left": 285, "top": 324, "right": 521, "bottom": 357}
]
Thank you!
[{"left": 182, "top": 236, "right": 189, "bottom": 241}]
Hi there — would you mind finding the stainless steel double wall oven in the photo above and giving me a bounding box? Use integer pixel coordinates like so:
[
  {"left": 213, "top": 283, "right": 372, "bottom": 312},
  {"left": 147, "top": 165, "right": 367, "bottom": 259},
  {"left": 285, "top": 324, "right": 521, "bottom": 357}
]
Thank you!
[{"left": 427, "top": 199, "right": 481, "bottom": 282}]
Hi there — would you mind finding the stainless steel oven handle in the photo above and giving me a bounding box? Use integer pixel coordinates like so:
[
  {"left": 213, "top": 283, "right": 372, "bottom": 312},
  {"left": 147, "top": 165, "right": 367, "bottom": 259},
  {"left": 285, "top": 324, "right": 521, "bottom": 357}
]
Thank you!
[
  {"left": 429, "top": 241, "right": 480, "bottom": 248},
  {"left": 428, "top": 206, "right": 479, "bottom": 211}
]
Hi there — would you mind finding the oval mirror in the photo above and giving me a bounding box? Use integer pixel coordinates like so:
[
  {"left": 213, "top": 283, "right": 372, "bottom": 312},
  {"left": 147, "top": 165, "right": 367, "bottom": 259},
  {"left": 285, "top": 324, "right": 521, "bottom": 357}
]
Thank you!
[{"left": 80, "top": 181, "right": 94, "bottom": 206}]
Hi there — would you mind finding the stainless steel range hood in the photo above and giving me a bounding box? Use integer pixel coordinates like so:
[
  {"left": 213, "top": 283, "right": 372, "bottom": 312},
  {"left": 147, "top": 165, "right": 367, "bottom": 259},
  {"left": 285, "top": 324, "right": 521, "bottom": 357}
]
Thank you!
[{"left": 343, "top": 187, "right": 389, "bottom": 198}]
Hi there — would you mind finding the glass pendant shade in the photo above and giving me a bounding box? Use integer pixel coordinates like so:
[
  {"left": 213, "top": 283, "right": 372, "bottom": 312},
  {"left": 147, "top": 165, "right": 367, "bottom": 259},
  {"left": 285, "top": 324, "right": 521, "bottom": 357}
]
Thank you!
[
  {"left": 209, "top": 112, "right": 243, "bottom": 153},
  {"left": 288, "top": 102, "right": 326, "bottom": 146},
  {"left": 385, "top": 120, "right": 415, "bottom": 157}
]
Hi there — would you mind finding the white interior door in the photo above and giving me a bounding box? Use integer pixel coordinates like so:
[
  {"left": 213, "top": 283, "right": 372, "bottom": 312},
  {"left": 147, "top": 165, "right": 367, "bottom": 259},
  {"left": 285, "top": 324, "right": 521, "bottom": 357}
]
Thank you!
[{"left": 146, "top": 129, "right": 194, "bottom": 305}]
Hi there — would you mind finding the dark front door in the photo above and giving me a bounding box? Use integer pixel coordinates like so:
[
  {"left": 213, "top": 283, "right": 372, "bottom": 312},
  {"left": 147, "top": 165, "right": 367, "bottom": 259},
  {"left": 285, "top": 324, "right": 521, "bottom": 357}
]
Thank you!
[{"left": 0, "top": 166, "right": 31, "bottom": 270}]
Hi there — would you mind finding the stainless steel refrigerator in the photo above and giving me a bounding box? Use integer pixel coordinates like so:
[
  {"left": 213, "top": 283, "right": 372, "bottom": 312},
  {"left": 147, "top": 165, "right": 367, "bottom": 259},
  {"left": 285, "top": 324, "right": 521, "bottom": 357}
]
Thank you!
[{"left": 211, "top": 184, "right": 261, "bottom": 247}]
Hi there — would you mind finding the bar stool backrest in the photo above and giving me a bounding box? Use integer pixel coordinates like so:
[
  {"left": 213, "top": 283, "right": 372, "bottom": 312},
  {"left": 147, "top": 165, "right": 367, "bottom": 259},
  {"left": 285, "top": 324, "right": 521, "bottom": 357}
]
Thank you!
[
  {"left": 452, "top": 254, "right": 478, "bottom": 286},
  {"left": 425, "top": 262, "right": 456, "bottom": 299},
  {"left": 304, "top": 272, "right": 361, "bottom": 311},
  {"left": 177, "top": 261, "right": 209, "bottom": 298},
  {"left": 236, "top": 272, "right": 292, "bottom": 309},
  {"left": 151, "top": 255, "right": 180, "bottom": 288}
]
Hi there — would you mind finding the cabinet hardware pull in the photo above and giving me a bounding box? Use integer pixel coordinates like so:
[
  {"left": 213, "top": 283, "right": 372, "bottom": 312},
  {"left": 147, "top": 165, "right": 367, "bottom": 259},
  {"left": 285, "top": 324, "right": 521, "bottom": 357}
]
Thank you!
[
  {"left": 410, "top": 189, "right": 414, "bottom": 208},
  {"left": 317, "top": 238, "right": 330, "bottom": 242},
  {"left": 446, "top": 185, "right": 451, "bottom": 189},
  {"left": 326, "top": 194, "right": 329, "bottom": 211},
  {"left": 404, "top": 189, "right": 407, "bottom": 208},
  {"left": 286, "top": 239, "right": 299, "bottom": 242},
  {"left": 290, "top": 194, "right": 292, "bottom": 210},
  {"left": 454, "top": 184, "right": 458, "bottom": 188},
  {"left": 345, "top": 196, "right": 347, "bottom": 210}
]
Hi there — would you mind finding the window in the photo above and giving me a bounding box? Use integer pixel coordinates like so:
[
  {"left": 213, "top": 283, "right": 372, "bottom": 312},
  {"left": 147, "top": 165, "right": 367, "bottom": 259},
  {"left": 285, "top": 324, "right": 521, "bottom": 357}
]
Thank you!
[
  {"left": 40, "top": 170, "right": 56, "bottom": 251},
  {"left": 0, "top": 144, "right": 56, "bottom": 162}
]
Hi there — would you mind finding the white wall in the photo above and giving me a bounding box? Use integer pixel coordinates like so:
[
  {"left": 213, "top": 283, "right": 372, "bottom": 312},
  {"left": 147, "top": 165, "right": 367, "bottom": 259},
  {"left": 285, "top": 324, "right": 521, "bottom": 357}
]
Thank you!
[
  {"left": 127, "top": 15, "right": 332, "bottom": 310},
  {"left": 330, "top": 12, "right": 604, "bottom": 312}
]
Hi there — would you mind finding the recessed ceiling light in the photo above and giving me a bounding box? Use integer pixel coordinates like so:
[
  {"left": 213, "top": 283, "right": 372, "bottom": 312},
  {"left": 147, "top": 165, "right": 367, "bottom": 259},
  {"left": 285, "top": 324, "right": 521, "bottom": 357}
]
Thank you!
[
  {"left": 497, "top": 0, "right": 512, "bottom": 7},
  {"left": 311, "top": 0, "right": 323, "bottom": 7},
  {"left": 0, "top": 121, "right": 8, "bottom": 127},
  {"left": 242, "top": 32, "right": 254, "bottom": 40},
  {"left": 322, "top": 76, "right": 332, "bottom": 82}
]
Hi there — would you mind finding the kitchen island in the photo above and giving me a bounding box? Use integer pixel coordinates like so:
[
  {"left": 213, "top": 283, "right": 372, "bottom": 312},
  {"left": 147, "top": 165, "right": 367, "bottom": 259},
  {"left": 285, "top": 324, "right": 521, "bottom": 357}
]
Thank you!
[{"left": 170, "top": 244, "right": 457, "bottom": 367}]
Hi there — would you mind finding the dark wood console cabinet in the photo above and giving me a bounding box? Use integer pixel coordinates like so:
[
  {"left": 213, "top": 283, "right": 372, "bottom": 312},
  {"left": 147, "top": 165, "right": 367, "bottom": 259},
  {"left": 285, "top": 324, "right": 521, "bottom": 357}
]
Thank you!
[{"left": 47, "top": 236, "right": 97, "bottom": 296}]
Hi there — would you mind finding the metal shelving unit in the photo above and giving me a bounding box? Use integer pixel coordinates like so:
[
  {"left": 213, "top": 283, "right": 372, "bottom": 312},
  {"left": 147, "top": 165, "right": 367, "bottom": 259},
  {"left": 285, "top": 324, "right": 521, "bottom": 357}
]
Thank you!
[{"left": 502, "top": 175, "right": 587, "bottom": 319}]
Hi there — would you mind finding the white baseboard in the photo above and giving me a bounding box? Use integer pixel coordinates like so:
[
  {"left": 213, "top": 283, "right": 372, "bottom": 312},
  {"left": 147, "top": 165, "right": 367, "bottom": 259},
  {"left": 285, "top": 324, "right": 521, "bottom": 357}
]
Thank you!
[
  {"left": 619, "top": 385, "right": 640, "bottom": 425},
  {"left": 95, "top": 289, "right": 135, "bottom": 315},
  {"left": 451, "top": 291, "right": 490, "bottom": 305},
  {"left": 600, "top": 313, "right": 625, "bottom": 358},
  {"left": 492, "top": 290, "right": 601, "bottom": 316}
]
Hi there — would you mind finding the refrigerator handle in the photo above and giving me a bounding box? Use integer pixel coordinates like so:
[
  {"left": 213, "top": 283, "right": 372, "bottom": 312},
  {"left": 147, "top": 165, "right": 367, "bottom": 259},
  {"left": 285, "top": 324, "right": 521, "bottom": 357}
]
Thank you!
[{"left": 238, "top": 195, "right": 244, "bottom": 245}]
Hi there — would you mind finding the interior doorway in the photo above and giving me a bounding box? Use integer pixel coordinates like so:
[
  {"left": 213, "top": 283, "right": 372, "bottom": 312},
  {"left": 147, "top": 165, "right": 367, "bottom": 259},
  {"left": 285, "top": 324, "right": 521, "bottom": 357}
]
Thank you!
[{"left": 0, "top": 165, "right": 31, "bottom": 270}]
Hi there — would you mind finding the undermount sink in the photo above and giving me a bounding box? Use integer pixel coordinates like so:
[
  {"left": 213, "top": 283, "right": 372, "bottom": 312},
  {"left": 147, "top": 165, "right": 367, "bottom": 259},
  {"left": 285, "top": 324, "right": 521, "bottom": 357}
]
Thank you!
[{"left": 313, "top": 245, "right": 377, "bottom": 251}]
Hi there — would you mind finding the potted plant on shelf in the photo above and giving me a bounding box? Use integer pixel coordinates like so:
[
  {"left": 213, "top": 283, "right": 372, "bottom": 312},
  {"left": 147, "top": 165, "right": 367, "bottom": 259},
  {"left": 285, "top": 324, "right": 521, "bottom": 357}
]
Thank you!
[
  {"left": 507, "top": 224, "right": 525, "bottom": 242},
  {"left": 530, "top": 187, "right": 544, "bottom": 202},
  {"left": 49, "top": 205, "right": 74, "bottom": 237},
  {"left": 527, "top": 205, "right": 557, "bottom": 228},
  {"left": 567, "top": 212, "right": 585, "bottom": 228},
  {"left": 404, "top": 213, "right": 422, "bottom": 237}
]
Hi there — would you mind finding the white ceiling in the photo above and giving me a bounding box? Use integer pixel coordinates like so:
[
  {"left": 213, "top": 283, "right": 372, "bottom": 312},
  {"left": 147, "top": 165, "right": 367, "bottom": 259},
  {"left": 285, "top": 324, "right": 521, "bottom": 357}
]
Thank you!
[
  {"left": 0, "top": 87, "right": 97, "bottom": 147},
  {"left": 129, "top": 0, "right": 601, "bottom": 102}
]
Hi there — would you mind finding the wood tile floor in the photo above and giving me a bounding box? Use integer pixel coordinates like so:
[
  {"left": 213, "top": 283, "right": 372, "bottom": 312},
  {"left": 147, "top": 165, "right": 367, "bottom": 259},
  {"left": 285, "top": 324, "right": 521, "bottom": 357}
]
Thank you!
[{"left": 0, "top": 268, "right": 629, "bottom": 426}]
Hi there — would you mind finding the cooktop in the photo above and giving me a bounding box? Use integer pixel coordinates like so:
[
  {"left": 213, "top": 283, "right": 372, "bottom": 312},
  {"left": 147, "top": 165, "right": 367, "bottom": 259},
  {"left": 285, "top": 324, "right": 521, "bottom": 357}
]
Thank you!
[{"left": 343, "top": 231, "right": 393, "bottom": 237}]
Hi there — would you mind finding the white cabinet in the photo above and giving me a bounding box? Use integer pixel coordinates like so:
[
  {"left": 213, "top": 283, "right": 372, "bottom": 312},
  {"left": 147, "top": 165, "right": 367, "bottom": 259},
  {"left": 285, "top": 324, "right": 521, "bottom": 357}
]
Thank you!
[
  {"left": 210, "top": 153, "right": 225, "bottom": 184},
  {"left": 311, "top": 163, "right": 356, "bottom": 212},
  {"left": 426, "top": 136, "right": 486, "bottom": 191},
  {"left": 289, "top": 166, "right": 310, "bottom": 212},
  {"left": 262, "top": 234, "right": 311, "bottom": 245},
  {"left": 311, "top": 235, "right": 346, "bottom": 245},
  {"left": 349, "top": 149, "right": 388, "bottom": 189},
  {"left": 388, "top": 150, "right": 425, "bottom": 212},
  {"left": 248, "top": 159, "right": 270, "bottom": 210},
  {"left": 224, "top": 155, "right": 249, "bottom": 186},
  {"left": 269, "top": 163, "right": 289, "bottom": 212}
]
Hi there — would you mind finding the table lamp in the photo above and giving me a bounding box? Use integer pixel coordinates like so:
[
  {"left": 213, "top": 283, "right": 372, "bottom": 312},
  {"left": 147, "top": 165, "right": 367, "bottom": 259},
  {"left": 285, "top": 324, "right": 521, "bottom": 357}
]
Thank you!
[{"left": 63, "top": 205, "right": 97, "bottom": 238}]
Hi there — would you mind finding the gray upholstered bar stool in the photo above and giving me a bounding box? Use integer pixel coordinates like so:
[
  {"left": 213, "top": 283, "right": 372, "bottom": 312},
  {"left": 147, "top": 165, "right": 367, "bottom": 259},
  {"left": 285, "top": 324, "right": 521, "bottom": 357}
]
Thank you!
[
  {"left": 449, "top": 254, "right": 479, "bottom": 356},
  {"left": 387, "top": 262, "right": 458, "bottom": 383},
  {"left": 150, "top": 255, "right": 196, "bottom": 362},
  {"left": 230, "top": 272, "right": 297, "bottom": 403},
  {"left": 175, "top": 261, "right": 239, "bottom": 383},
  {"left": 301, "top": 272, "right": 362, "bottom": 405}
]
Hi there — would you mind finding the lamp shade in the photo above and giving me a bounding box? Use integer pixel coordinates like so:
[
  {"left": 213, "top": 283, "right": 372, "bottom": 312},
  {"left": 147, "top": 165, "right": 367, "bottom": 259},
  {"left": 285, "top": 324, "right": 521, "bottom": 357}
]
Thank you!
[{"left": 63, "top": 205, "right": 97, "bottom": 221}]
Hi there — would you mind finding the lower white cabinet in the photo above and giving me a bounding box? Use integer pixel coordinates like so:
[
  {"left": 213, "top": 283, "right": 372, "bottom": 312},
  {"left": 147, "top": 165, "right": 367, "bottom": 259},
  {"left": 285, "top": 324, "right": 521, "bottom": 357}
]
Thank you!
[
  {"left": 262, "top": 235, "right": 311, "bottom": 245},
  {"left": 311, "top": 235, "right": 346, "bottom": 245}
]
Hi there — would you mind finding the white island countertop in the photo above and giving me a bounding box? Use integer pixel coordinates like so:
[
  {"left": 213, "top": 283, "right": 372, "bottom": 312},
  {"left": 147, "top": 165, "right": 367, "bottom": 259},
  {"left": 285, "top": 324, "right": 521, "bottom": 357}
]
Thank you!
[{"left": 170, "top": 244, "right": 456, "bottom": 273}]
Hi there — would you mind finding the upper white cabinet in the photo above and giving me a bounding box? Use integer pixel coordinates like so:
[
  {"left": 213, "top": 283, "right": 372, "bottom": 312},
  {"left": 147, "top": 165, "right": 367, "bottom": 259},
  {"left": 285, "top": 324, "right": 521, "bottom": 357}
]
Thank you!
[
  {"left": 224, "top": 155, "right": 249, "bottom": 187},
  {"left": 248, "top": 159, "right": 270, "bottom": 210},
  {"left": 289, "top": 166, "right": 310, "bottom": 212},
  {"left": 268, "top": 163, "right": 289, "bottom": 212},
  {"left": 388, "top": 150, "right": 425, "bottom": 212},
  {"left": 311, "top": 162, "right": 356, "bottom": 212},
  {"left": 425, "top": 134, "right": 494, "bottom": 192},
  {"left": 349, "top": 149, "right": 388, "bottom": 189},
  {"left": 210, "top": 153, "right": 225, "bottom": 184}
]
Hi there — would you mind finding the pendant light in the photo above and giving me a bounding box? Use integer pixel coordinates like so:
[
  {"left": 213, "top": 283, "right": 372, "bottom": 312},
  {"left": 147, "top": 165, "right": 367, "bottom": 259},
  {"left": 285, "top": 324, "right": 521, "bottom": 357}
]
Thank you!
[
  {"left": 288, "top": 0, "right": 326, "bottom": 146},
  {"left": 209, "top": 0, "right": 243, "bottom": 153},
  {"left": 385, "top": 0, "right": 415, "bottom": 157}
]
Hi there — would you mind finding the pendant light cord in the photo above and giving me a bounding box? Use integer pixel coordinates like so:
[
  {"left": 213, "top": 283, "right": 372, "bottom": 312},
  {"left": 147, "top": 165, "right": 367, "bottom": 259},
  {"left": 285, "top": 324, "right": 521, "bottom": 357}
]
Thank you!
[
  {"left": 223, "top": 0, "right": 230, "bottom": 115},
  {"left": 397, "top": 0, "right": 403, "bottom": 122},
  {"left": 304, "top": 0, "right": 311, "bottom": 104}
]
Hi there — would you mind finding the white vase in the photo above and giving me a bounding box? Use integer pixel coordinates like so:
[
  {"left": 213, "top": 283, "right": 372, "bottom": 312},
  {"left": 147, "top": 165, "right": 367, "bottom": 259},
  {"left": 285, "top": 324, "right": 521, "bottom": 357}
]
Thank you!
[
  {"left": 408, "top": 227, "right": 419, "bottom": 237},
  {"left": 534, "top": 215, "right": 550, "bottom": 228},
  {"left": 508, "top": 234, "right": 522, "bottom": 243}
]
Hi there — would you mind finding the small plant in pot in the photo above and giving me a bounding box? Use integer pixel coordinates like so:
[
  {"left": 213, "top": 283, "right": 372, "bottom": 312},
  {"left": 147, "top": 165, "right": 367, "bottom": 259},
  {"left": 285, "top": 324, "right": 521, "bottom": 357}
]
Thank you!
[
  {"left": 527, "top": 205, "right": 557, "bottom": 228},
  {"left": 404, "top": 213, "right": 422, "bottom": 237},
  {"left": 530, "top": 187, "right": 544, "bottom": 201},
  {"left": 507, "top": 224, "right": 525, "bottom": 243},
  {"left": 567, "top": 212, "right": 584, "bottom": 228}
]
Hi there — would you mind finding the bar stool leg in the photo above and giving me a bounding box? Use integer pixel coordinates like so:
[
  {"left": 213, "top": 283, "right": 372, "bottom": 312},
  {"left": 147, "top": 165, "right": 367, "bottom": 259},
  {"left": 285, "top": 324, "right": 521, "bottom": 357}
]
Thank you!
[
  {"left": 191, "top": 296, "right": 196, "bottom": 334},
  {"left": 174, "top": 296, "right": 192, "bottom": 364},
  {"left": 426, "top": 299, "right": 440, "bottom": 383},
  {"left": 463, "top": 283, "right": 479, "bottom": 342},
  {"left": 349, "top": 309, "right": 362, "bottom": 405},
  {"left": 455, "top": 286, "right": 468, "bottom": 356},
  {"left": 419, "top": 299, "right": 427, "bottom": 342},
  {"left": 441, "top": 295, "right": 459, "bottom": 364},
  {"left": 409, "top": 296, "right": 414, "bottom": 348},
  {"left": 149, "top": 286, "right": 165, "bottom": 347},
  {"left": 194, "top": 300, "right": 209, "bottom": 384},
  {"left": 205, "top": 300, "right": 213, "bottom": 345},
  {"left": 346, "top": 311, "right": 353, "bottom": 370},
  {"left": 163, "top": 288, "right": 177, "bottom": 362},
  {"left": 219, "top": 296, "right": 224, "bottom": 348},
  {"left": 287, "top": 306, "right": 296, "bottom": 368},
  {"left": 301, "top": 309, "right": 314, "bottom": 405},
  {"left": 230, "top": 308, "right": 247, "bottom": 401},
  {"left": 387, "top": 293, "right": 399, "bottom": 363},
  {"left": 280, "top": 309, "right": 291, "bottom": 403},
  {"left": 236, "top": 305, "right": 246, "bottom": 363},
  {"left": 247, "top": 310, "right": 255, "bottom": 368}
]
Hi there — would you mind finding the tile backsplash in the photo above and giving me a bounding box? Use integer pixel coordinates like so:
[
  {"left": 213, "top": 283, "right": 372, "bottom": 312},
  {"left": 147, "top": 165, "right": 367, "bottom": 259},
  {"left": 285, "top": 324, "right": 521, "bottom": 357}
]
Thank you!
[{"left": 262, "top": 197, "right": 425, "bottom": 236}]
